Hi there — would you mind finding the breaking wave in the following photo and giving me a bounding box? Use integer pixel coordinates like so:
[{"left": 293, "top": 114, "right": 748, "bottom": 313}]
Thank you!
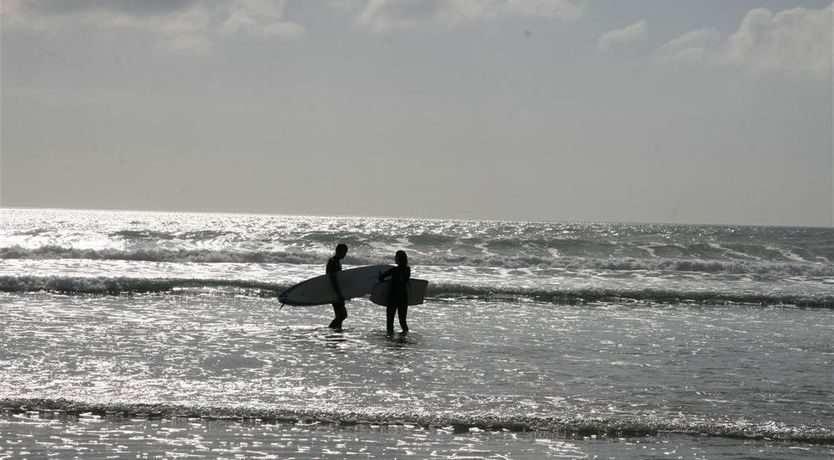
[
  {"left": 0, "top": 245, "right": 324, "bottom": 265},
  {"left": 2, "top": 245, "right": 832, "bottom": 277},
  {"left": 0, "top": 275, "right": 283, "bottom": 295},
  {"left": 2, "top": 398, "right": 831, "bottom": 445},
  {"left": 1, "top": 275, "right": 831, "bottom": 308},
  {"left": 427, "top": 282, "right": 834, "bottom": 308}
]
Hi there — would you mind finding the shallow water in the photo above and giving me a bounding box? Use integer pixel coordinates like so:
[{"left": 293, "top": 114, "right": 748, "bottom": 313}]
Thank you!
[
  {"left": 1, "top": 292, "right": 831, "bottom": 443},
  {"left": 3, "top": 412, "right": 831, "bottom": 459}
]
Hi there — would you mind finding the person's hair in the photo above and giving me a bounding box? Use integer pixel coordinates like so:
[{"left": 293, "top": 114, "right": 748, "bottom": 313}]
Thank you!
[
  {"left": 336, "top": 243, "right": 348, "bottom": 253},
  {"left": 395, "top": 250, "right": 408, "bottom": 266}
]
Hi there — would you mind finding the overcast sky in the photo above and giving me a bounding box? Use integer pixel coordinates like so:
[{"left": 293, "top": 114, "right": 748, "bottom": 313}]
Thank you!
[{"left": 2, "top": 0, "right": 832, "bottom": 226}]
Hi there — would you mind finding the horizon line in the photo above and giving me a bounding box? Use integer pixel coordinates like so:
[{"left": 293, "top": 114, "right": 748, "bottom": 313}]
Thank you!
[{"left": 2, "top": 205, "right": 831, "bottom": 229}]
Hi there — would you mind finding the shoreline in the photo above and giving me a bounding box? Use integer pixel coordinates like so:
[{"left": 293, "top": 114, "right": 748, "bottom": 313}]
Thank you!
[{"left": 2, "top": 411, "right": 831, "bottom": 460}]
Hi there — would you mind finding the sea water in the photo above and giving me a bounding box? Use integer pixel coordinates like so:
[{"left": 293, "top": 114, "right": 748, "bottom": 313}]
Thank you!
[{"left": 1, "top": 208, "right": 832, "bottom": 458}]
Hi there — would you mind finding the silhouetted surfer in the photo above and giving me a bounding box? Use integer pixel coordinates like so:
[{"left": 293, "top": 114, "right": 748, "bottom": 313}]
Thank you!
[
  {"left": 379, "top": 250, "right": 410, "bottom": 334},
  {"left": 327, "top": 243, "right": 348, "bottom": 329}
]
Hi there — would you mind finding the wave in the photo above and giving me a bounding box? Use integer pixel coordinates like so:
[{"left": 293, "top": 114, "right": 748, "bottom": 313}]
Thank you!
[
  {"left": 2, "top": 398, "right": 831, "bottom": 445},
  {"left": 0, "top": 275, "right": 284, "bottom": 295},
  {"left": 573, "top": 257, "right": 834, "bottom": 276},
  {"left": 109, "top": 229, "right": 242, "bottom": 242},
  {"left": 427, "top": 283, "right": 834, "bottom": 308},
  {"left": 2, "top": 245, "right": 832, "bottom": 276},
  {"left": 1, "top": 275, "right": 831, "bottom": 308},
  {"left": 0, "top": 245, "right": 328, "bottom": 265}
]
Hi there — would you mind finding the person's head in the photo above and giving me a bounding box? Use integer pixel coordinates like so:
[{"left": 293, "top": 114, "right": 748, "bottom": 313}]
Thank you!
[
  {"left": 395, "top": 250, "right": 408, "bottom": 267},
  {"left": 335, "top": 243, "right": 348, "bottom": 259}
]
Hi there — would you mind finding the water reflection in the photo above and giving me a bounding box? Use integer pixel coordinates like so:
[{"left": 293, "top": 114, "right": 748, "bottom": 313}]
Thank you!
[
  {"left": 2, "top": 412, "right": 828, "bottom": 460},
  {"left": 1, "top": 292, "right": 831, "bottom": 445},
  {"left": 386, "top": 331, "right": 417, "bottom": 347}
]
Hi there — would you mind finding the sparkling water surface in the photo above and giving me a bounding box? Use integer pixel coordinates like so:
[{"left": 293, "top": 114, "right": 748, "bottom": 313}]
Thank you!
[
  {"left": 3, "top": 412, "right": 830, "bottom": 459},
  {"left": 1, "top": 209, "right": 832, "bottom": 458}
]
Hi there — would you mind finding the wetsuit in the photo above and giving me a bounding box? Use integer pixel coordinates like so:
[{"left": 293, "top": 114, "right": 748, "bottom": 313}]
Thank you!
[
  {"left": 327, "top": 256, "right": 347, "bottom": 329},
  {"left": 379, "top": 265, "right": 410, "bottom": 333}
]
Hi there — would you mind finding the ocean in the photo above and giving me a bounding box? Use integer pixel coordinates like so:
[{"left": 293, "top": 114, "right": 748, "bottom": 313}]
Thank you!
[{"left": 1, "top": 208, "right": 832, "bottom": 459}]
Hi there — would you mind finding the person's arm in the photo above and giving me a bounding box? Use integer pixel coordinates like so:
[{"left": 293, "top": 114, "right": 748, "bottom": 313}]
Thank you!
[
  {"left": 327, "top": 259, "right": 344, "bottom": 301},
  {"left": 329, "top": 273, "right": 344, "bottom": 301},
  {"left": 378, "top": 267, "right": 395, "bottom": 282}
]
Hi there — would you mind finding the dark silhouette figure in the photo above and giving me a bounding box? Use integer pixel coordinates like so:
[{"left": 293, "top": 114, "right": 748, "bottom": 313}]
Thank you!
[
  {"left": 327, "top": 243, "right": 348, "bottom": 329},
  {"left": 379, "top": 250, "right": 411, "bottom": 334}
]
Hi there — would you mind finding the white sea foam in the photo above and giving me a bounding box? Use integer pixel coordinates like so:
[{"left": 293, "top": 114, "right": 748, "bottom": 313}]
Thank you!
[{"left": 2, "top": 245, "right": 832, "bottom": 277}]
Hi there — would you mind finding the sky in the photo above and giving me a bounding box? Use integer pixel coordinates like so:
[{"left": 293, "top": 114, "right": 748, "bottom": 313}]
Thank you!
[{"left": 1, "top": 0, "right": 832, "bottom": 226}]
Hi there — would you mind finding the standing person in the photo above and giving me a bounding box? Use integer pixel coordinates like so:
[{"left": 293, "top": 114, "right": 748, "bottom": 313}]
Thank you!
[
  {"left": 327, "top": 243, "right": 348, "bottom": 329},
  {"left": 379, "top": 250, "right": 411, "bottom": 334}
]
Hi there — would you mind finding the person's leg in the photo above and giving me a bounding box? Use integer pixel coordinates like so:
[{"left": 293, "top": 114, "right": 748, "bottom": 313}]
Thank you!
[
  {"left": 329, "top": 301, "right": 346, "bottom": 329},
  {"left": 386, "top": 304, "right": 396, "bottom": 334},
  {"left": 338, "top": 303, "right": 348, "bottom": 327},
  {"left": 398, "top": 304, "right": 408, "bottom": 333}
]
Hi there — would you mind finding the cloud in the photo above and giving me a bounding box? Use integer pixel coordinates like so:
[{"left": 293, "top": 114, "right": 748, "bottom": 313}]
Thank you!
[
  {"left": 726, "top": 6, "right": 832, "bottom": 74},
  {"left": 356, "top": 0, "right": 584, "bottom": 31},
  {"left": 218, "top": 0, "right": 303, "bottom": 38},
  {"left": 504, "top": 0, "right": 584, "bottom": 20},
  {"left": 658, "top": 4, "right": 833, "bottom": 75},
  {"left": 658, "top": 28, "right": 723, "bottom": 62},
  {"left": 597, "top": 20, "right": 647, "bottom": 52},
  {"left": 3, "top": 0, "right": 306, "bottom": 55}
]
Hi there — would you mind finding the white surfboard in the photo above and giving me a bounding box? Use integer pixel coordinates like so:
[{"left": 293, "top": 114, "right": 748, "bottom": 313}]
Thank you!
[
  {"left": 279, "top": 264, "right": 392, "bottom": 306},
  {"left": 370, "top": 279, "right": 429, "bottom": 306}
]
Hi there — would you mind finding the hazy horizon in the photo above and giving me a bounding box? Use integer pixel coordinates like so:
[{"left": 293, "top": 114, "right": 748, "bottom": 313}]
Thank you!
[
  {"left": 2, "top": 0, "right": 832, "bottom": 226},
  {"left": 6, "top": 204, "right": 834, "bottom": 229}
]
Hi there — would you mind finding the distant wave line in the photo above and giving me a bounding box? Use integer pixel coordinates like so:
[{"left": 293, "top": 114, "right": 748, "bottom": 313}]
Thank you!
[
  {"left": 2, "top": 245, "right": 832, "bottom": 276},
  {"left": 1, "top": 275, "right": 831, "bottom": 308},
  {"left": 0, "top": 275, "right": 282, "bottom": 295}
]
